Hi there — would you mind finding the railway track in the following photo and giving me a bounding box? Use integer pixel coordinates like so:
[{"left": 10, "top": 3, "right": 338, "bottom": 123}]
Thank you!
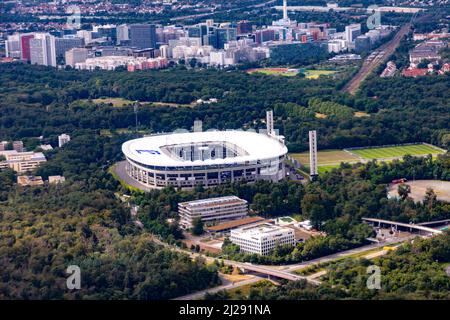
[{"left": 342, "top": 23, "right": 412, "bottom": 95}]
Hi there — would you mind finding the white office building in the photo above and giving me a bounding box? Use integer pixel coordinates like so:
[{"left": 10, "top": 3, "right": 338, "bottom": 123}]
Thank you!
[
  {"left": 30, "top": 33, "right": 57, "bottom": 67},
  {"left": 58, "top": 134, "right": 71, "bottom": 147},
  {"left": 178, "top": 196, "right": 248, "bottom": 229},
  {"left": 230, "top": 223, "right": 296, "bottom": 255},
  {"left": 345, "top": 24, "right": 361, "bottom": 44}
]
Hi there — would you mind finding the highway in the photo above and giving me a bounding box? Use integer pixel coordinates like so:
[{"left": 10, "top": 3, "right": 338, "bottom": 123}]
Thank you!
[{"left": 341, "top": 23, "right": 412, "bottom": 95}]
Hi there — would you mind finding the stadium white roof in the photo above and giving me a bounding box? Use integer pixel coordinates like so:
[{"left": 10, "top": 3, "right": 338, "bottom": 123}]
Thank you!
[{"left": 122, "top": 130, "right": 287, "bottom": 167}]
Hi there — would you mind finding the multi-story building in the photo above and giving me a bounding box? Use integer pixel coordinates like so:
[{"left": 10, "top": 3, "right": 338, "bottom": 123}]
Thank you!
[
  {"left": 55, "top": 36, "right": 85, "bottom": 60},
  {"left": 0, "top": 150, "right": 47, "bottom": 173},
  {"left": 0, "top": 141, "right": 8, "bottom": 151},
  {"left": 65, "top": 48, "right": 89, "bottom": 67},
  {"left": 5, "top": 34, "right": 21, "bottom": 59},
  {"left": 355, "top": 35, "right": 371, "bottom": 53},
  {"left": 237, "top": 20, "right": 253, "bottom": 35},
  {"left": 230, "top": 223, "right": 296, "bottom": 255},
  {"left": 13, "top": 141, "right": 24, "bottom": 152},
  {"left": 58, "top": 134, "right": 71, "bottom": 147},
  {"left": 178, "top": 196, "right": 248, "bottom": 229},
  {"left": 20, "top": 33, "right": 35, "bottom": 61},
  {"left": 345, "top": 24, "right": 361, "bottom": 44},
  {"left": 129, "top": 24, "right": 157, "bottom": 49},
  {"left": 116, "top": 24, "right": 130, "bottom": 45},
  {"left": 30, "top": 33, "right": 57, "bottom": 67}
]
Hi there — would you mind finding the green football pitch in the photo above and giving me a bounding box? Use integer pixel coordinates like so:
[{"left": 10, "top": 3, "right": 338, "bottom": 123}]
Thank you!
[{"left": 349, "top": 144, "right": 445, "bottom": 160}]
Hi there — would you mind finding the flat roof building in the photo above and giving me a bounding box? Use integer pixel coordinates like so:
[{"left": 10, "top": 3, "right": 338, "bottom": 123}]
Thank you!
[
  {"left": 58, "top": 134, "right": 71, "bottom": 148},
  {"left": 0, "top": 150, "right": 47, "bottom": 173},
  {"left": 17, "top": 175, "right": 44, "bottom": 187},
  {"left": 49, "top": 175, "right": 66, "bottom": 184},
  {"left": 230, "top": 223, "right": 295, "bottom": 255},
  {"left": 178, "top": 196, "right": 248, "bottom": 229}
]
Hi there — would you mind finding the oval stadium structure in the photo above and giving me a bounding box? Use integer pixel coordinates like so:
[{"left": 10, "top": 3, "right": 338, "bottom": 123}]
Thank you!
[{"left": 121, "top": 130, "right": 288, "bottom": 190}]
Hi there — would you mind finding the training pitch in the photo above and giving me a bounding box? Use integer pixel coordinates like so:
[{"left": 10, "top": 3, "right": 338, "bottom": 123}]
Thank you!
[
  {"left": 290, "top": 143, "right": 446, "bottom": 174},
  {"left": 348, "top": 144, "right": 446, "bottom": 160}
]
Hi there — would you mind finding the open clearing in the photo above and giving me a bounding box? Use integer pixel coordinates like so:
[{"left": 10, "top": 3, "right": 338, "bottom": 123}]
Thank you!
[
  {"left": 388, "top": 180, "right": 450, "bottom": 202},
  {"left": 247, "top": 67, "right": 336, "bottom": 79},
  {"left": 348, "top": 144, "right": 446, "bottom": 160},
  {"left": 300, "top": 69, "right": 337, "bottom": 79},
  {"left": 247, "top": 67, "right": 298, "bottom": 76},
  {"left": 91, "top": 98, "right": 136, "bottom": 107}
]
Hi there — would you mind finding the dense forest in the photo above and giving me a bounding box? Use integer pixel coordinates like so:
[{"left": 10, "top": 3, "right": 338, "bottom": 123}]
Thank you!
[{"left": 0, "top": 64, "right": 448, "bottom": 153}]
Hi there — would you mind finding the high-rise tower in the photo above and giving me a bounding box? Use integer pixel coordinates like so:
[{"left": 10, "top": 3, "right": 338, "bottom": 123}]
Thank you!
[
  {"left": 309, "top": 130, "right": 318, "bottom": 180},
  {"left": 283, "top": 0, "right": 288, "bottom": 20}
]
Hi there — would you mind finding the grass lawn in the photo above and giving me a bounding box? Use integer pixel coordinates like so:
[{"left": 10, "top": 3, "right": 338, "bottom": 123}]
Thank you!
[
  {"left": 349, "top": 144, "right": 445, "bottom": 160},
  {"left": 227, "top": 280, "right": 274, "bottom": 299},
  {"left": 247, "top": 68, "right": 298, "bottom": 77},
  {"left": 301, "top": 69, "right": 337, "bottom": 79},
  {"left": 290, "top": 149, "right": 360, "bottom": 167},
  {"left": 108, "top": 164, "right": 143, "bottom": 193},
  {"left": 91, "top": 98, "right": 136, "bottom": 107}
]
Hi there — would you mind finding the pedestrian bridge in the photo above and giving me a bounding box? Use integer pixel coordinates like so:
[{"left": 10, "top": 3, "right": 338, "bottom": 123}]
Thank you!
[{"left": 362, "top": 218, "right": 443, "bottom": 235}]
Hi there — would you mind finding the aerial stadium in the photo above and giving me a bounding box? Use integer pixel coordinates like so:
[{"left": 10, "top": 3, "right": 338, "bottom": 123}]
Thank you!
[{"left": 121, "top": 111, "right": 288, "bottom": 190}]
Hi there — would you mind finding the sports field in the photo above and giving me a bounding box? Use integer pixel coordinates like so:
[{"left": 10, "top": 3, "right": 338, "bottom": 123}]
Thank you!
[
  {"left": 348, "top": 144, "right": 445, "bottom": 160},
  {"left": 290, "top": 143, "right": 446, "bottom": 174},
  {"left": 290, "top": 149, "right": 360, "bottom": 173}
]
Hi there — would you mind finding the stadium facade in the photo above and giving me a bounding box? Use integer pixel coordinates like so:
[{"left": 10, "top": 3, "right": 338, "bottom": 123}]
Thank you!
[{"left": 121, "top": 111, "right": 288, "bottom": 190}]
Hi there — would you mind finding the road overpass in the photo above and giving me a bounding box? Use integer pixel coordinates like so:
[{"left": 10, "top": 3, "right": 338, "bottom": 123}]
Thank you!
[{"left": 362, "top": 217, "right": 443, "bottom": 235}]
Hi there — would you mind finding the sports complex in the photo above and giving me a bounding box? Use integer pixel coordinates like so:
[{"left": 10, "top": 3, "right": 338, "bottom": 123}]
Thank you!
[
  {"left": 290, "top": 143, "right": 447, "bottom": 174},
  {"left": 121, "top": 129, "right": 288, "bottom": 190}
]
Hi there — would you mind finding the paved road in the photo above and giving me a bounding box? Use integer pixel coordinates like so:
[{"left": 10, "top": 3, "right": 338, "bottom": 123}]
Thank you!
[
  {"left": 113, "top": 161, "right": 154, "bottom": 192},
  {"left": 281, "top": 236, "right": 414, "bottom": 273},
  {"left": 174, "top": 276, "right": 263, "bottom": 300},
  {"left": 342, "top": 23, "right": 412, "bottom": 95}
]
